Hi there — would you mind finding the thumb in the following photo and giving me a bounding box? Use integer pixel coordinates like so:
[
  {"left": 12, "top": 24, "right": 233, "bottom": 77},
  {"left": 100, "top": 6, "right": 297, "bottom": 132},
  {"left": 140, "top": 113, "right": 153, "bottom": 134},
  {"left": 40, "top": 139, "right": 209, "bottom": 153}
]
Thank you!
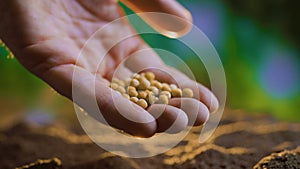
[{"left": 119, "top": 0, "right": 193, "bottom": 38}]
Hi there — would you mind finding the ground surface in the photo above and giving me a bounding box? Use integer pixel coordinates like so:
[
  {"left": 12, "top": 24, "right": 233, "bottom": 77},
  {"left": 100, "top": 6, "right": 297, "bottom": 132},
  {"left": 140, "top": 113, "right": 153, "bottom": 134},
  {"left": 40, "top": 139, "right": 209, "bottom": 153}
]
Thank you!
[{"left": 1, "top": 109, "right": 300, "bottom": 169}]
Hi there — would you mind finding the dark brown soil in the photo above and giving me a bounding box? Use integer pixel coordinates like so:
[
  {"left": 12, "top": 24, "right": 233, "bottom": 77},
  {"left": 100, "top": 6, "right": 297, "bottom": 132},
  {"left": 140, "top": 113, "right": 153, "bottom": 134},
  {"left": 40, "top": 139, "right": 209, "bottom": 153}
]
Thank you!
[
  {"left": 254, "top": 147, "right": 300, "bottom": 169},
  {"left": 1, "top": 109, "right": 300, "bottom": 169}
]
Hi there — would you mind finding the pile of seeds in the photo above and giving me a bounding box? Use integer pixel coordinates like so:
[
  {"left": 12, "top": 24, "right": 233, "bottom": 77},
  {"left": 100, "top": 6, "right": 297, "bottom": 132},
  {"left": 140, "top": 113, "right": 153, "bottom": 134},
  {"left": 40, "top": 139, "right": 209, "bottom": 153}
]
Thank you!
[{"left": 110, "top": 72, "right": 193, "bottom": 109}]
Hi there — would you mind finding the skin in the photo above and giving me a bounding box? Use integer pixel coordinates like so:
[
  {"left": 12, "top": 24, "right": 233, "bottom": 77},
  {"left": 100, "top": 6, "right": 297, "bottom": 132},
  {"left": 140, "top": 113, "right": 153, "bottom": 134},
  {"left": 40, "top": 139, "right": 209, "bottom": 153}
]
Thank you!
[{"left": 0, "top": 0, "right": 219, "bottom": 137}]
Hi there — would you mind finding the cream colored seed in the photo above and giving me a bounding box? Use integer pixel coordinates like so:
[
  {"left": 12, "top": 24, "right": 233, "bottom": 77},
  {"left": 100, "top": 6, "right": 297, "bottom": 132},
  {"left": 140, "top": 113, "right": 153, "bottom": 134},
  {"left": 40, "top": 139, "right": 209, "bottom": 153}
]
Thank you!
[
  {"left": 151, "top": 80, "right": 162, "bottom": 89},
  {"left": 171, "top": 88, "right": 182, "bottom": 97},
  {"left": 160, "top": 91, "right": 171, "bottom": 99},
  {"left": 124, "top": 78, "right": 131, "bottom": 86},
  {"left": 122, "top": 94, "right": 130, "bottom": 99},
  {"left": 145, "top": 90, "right": 151, "bottom": 95},
  {"left": 137, "top": 99, "right": 148, "bottom": 109},
  {"left": 131, "top": 73, "right": 141, "bottom": 79},
  {"left": 161, "top": 84, "right": 171, "bottom": 92},
  {"left": 140, "top": 72, "right": 145, "bottom": 77},
  {"left": 154, "top": 97, "right": 159, "bottom": 103},
  {"left": 112, "top": 78, "right": 125, "bottom": 86},
  {"left": 138, "top": 91, "right": 148, "bottom": 99},
  {"left": 128, "top": 86, "right": 138, "bottom": 97},
  {"left": 111, "top": 72, "right": 191, "bottom": 107},
  {"left": 147, "top": 93, "right": 157, "bottom": 105},
  {"left": 112, "top": 78, "right": 119, "bottom": 84},
  {"left": 148, "top": 86, "right": 159, "bottom": 95},
  {"left": 127, "top": 86, "right": 135, "bottom": 91},
  {"left": 138, "top": 77, "right": 151, "bottom": 90},
  {"left": 110, "top": 83, "right": 119, "bottom": 90},
  {"left": 130, "top": 97, "right": 139, "bottom": 103},
  {"left": 170, "top": 84, "right": 178, "bottom": 90},
  {"left": 116, "top": 86, "right": 126, "bottom": 94},
  {"left": 118, "top": 80, "right": 125, "bottom": 87},
  {"left": 182, "top": 88, "right": 194, "bottom": 98},
  {"left": 145, "top": 72, "right": 155, "bottom": 81},
  {"left": 130, "top": 79, "right": 140, "bottom": 87},
  {"left": 156, "top": 95, "right": 169, "bottom": 104}
]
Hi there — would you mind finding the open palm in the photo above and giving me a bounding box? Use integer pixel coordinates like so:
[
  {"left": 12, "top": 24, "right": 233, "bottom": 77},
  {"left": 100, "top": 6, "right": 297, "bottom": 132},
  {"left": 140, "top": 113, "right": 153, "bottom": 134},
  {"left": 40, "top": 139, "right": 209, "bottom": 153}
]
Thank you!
[{"left": 0, "top": 0, "right": 218, "bottom": 137}]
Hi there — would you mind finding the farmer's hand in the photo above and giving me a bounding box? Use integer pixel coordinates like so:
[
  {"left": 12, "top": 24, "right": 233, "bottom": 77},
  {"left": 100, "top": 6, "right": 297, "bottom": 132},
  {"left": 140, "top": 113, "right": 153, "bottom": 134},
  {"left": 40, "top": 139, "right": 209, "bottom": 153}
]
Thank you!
[{"left": 0, "top": 0, "right": 218, "bottom": 137}]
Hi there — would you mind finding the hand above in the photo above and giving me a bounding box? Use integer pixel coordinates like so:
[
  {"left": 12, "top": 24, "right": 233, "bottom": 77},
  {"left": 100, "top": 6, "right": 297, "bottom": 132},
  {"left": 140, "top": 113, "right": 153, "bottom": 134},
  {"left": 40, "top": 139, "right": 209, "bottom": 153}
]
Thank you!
[{"left": 0, "top": 0, "right": 219, "bottom": 137}]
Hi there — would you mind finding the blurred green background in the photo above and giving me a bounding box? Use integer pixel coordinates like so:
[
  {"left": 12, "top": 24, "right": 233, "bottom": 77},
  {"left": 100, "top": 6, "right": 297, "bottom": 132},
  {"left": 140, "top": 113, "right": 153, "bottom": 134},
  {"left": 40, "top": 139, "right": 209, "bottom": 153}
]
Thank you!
[{"left": 0, "top": 0, "right": 299, "bottom": 126}]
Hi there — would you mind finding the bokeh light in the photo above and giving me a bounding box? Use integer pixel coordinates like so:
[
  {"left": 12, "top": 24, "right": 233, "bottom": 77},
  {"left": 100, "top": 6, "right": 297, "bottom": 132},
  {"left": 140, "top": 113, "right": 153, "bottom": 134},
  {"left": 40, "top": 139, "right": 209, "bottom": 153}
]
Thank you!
[{"left": 259, "top": 48, "right": 300, "bottom": 98}]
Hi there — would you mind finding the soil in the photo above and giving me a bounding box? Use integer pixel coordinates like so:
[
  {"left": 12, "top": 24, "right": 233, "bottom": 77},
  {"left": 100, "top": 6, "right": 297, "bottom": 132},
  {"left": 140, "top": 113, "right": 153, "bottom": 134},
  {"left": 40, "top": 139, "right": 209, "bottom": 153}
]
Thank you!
[
  {"left": 1, "top": 109, "right": 300, "bottom": 169},
  {"left": 254, "top": 147, "right": 300, "bottom": 169}
]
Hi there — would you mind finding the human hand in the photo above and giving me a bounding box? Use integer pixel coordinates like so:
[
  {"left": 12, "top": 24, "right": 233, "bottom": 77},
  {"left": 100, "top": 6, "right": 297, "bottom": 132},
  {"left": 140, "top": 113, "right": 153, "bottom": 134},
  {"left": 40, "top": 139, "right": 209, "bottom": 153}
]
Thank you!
[{"left": 0, "top": 0, "right": 219, "bottom": 137}]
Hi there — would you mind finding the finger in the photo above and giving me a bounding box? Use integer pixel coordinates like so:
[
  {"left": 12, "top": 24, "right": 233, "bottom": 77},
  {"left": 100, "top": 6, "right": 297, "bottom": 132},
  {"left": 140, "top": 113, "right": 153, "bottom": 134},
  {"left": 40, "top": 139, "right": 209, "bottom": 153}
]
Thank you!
[
  {"left": 120, "top": 0, "right": 191, "bottom": 19},
  {"left": 152, "top": 69, "right": 219, "bottom": 113},
  {"left": 124, "top": 46, "right": 219, "bottom": 112},
  {"left": 169, "top": 98, "right": 209, "bottom": 126},
  {"left": 95, "top": 82, "right": 157, "bottom": 137},
  {"left": 155, "top": 67, "right": 219, "bottom": 113},
  {"left": 181, "top": 81, "right": 219, "bottom": 113},
  {"left": 43, "top": 64, "right": 157, "bottom": 138},
  {"left": 142, "top": 66, "right": 219, "bottom": 113},
  {"left": 147, "top": 104, "right": 188, "bottom": 134},
  {"left": 119, "top": 0, "right": 192, "bottom": 37},
  {"left": 147, "top": 64, "right": 219, "bottom": 112}
]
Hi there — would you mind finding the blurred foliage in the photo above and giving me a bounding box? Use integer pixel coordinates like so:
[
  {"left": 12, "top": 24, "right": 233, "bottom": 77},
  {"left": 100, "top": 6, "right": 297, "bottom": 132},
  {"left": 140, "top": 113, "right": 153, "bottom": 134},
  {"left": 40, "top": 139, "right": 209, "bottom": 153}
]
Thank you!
[
  {"left": 0, "top": 40, "right": 43, "bottom": 104},
  {"left": 225, "top": 0, "right": 300, "bottom": 48},
  {"left": 0, "top": 0, "right": 299, "bottom": 123},
  {"left": 0, "top": 40, "right": 76, "bottom": 125}
]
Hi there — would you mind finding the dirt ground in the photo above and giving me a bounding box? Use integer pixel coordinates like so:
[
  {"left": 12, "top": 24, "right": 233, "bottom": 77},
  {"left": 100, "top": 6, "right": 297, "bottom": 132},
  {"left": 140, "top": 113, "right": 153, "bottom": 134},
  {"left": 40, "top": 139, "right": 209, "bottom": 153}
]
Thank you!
[{"left": 1, "top": 109, "right": 300, "bottom": 169}]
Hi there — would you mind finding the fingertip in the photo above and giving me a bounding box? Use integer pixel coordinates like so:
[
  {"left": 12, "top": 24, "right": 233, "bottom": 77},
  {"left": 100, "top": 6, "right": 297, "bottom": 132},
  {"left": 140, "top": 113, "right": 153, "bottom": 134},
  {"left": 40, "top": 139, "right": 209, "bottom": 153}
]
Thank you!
[
  {"left": 209, "top": 94, "right": 219, "bottom": 113},
  {"left": 130, "top": 120, "right": 157, "bottom": 138},
  {"left": 166, "top": 108, "right": 188, "bottom": 134},
  {"left": 169, "top": 98, "right": 210, "bottom": 126},
  {"left": 96, "top": 86, "right": 158, "bottom": 138},
  {"left": 194, "top": 104, "right": 210, "bottom": 126},
  {"left": 147, "top": 104, "right": 188, "bottom": 134},
  {"left": 193, "top": 83, "right": 219, "bottom": 113}
]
